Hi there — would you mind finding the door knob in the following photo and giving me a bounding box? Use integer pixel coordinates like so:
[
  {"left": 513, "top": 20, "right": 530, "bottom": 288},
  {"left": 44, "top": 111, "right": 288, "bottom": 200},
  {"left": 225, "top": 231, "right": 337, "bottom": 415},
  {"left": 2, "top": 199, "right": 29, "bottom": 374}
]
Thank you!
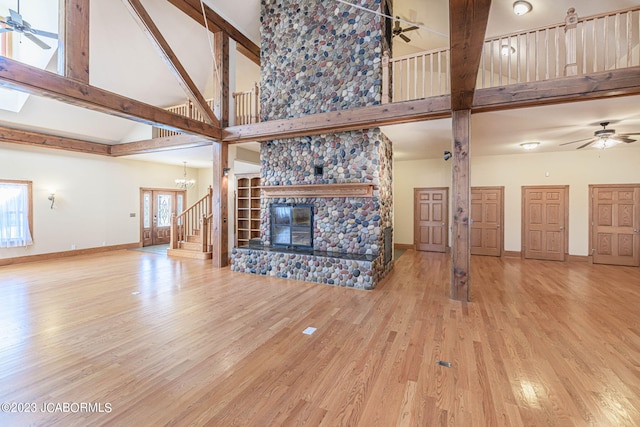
[{"left": 560, "top": 226, "right": 565, "bottom": 231}]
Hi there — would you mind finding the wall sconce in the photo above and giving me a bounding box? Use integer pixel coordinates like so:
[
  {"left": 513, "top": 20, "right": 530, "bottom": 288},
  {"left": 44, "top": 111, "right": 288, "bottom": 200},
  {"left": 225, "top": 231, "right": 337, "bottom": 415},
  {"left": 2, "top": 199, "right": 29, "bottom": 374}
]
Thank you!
[
  {"left": 48, "top": 190, "right": 56, "bottom": 209},
  {"left": 501, "top": 44, "right": 516, "bottom": 57},
  {"left": 223, "top": 167, "right": 231, "bottom": 176}
]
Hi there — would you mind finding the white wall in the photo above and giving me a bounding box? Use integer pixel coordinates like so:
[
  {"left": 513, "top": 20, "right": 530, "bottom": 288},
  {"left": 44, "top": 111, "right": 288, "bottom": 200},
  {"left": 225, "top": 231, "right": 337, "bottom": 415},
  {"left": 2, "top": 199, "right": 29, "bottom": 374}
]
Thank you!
[
  {"left": 394, "top": 147, "right": 640, "bottom": 255},
  {"left": 0, "top": 143, "right": 200, "bottom": 259}
]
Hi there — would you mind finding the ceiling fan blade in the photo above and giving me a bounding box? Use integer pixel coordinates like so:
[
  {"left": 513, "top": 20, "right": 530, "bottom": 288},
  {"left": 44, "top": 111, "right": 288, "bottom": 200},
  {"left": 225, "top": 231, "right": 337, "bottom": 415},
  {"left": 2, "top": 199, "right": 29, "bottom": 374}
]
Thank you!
[
  {"left": 577, "top": 139, "right": 596, "bottom": 149},
  {"left": 32, "top": 28, "right": 58, "bottom": 39},
  {"left": 404, "top": 26, "right": 420, "bottom": 32},
  {"left": 0, "top": 28, "right": 13, "bottom": 33},
  {"left": 616, "top": 136, "right": 636, "bottom": 143},
  {"left": 23, "top": 32, "right": 51, "bottom": 49},
  {"left": 559, "top": 137, "right": 592, "bottom": 146},
  {"left": 9, "top": 9, "right": 22, "bottom": 26},
  {"left": 400, "top": 33, "right": 411, "bottom": 43}
]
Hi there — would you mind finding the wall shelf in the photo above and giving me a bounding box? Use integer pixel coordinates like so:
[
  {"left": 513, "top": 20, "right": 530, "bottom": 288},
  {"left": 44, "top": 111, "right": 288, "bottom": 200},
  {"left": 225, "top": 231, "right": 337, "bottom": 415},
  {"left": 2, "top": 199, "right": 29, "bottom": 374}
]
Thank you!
[{"left": 260, "top": 183, "right": 374, "bottom": 198}]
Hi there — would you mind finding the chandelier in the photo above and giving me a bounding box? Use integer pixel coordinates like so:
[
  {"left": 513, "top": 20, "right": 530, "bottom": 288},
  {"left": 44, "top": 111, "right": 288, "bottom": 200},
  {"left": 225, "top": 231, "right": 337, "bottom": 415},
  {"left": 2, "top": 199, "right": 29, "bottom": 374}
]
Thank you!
[{"left": 175, "top": 161, "right": 195, "bottom": 189}]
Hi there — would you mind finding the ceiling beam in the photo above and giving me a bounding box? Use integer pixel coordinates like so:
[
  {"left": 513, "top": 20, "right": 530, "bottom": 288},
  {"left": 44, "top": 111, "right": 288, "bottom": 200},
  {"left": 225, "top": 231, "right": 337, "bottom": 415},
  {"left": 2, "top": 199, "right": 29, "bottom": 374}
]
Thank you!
[
  {"left": 472, "top": 67, "right": 640, "bottom": 112},
  {"left": 167, "top": 0, "right": 260, "bottom": 66},
  {"left": 449, "top": 0, "right": 492, "bottom": 111},
  {"left": 0, "top": 126, "right": 110, "bottom": 155},
  {"left": 123, "top": 0, "right": 219, "bottom": 127},
  {"left": 0, "top": 56, "right": 221, "bottom": 140},
  {"left": 58, "top": 0, "right": 90, "bottom": 83},
  {"left": 223, "top": 97, "right": 452, "bottom": 143},
  {"left": 110, "top": 134, "right": 214, "bottom": 156}
]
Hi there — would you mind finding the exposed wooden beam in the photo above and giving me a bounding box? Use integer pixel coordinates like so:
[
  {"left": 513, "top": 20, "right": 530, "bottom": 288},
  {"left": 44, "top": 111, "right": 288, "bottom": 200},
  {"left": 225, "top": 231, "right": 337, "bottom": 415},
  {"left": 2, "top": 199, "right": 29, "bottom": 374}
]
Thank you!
[
  {"left": 450, "top": 110, "right": 471, "bottom": 302},
  {"left": 123, "top": 0, "right": 218, "bottom": 127},
  {"left": 110, "top": 134, "right": 214, "bottom": 157},
  {"left": 58, "top": 0, "right": 90, "bottom": 83},
  {"left": 223, "top": 96, "right": 452, "bottom": 143},
  {"left": 0, "top": 126, "right": 110, "bottom": 155},
  {"left": 449, "top": 0, "right": 491, "bottom": 111},
  {"left": 211, "top": 141, "right": 229, "bottom": 268},
  {"left": 472, "top": 67, "right": 640, "bottom": 112},
  {"left": 0, "top": 57, "right": 221, "bottom": 139},
  {"left": 167, "top": 0, "right": 260, "bottom": 66}
]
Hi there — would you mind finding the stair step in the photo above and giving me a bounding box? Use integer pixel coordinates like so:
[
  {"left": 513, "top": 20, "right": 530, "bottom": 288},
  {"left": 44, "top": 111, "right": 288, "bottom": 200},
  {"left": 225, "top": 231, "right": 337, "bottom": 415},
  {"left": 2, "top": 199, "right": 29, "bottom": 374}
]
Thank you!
[
  {"left": 167, "top": 248, "right": 212, "bottom": 260},
  {"left": 180, "top": 241, "right": 204, "bottom": 251},
  {"left": 186, "top": 235, "right": 202, "bottom": 243}
]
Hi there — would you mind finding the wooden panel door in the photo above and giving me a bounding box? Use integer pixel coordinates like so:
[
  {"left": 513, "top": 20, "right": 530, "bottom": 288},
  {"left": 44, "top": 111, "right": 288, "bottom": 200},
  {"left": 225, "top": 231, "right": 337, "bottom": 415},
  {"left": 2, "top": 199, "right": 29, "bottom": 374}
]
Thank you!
[
  {"left": 414, "top": 188, "right": 448, "bottom": 252},
  {"left": 141, "top": 189, "right": 185, "bottom": 247},
  {"left": 591, "top": 185, "right": 640, "bottom": 266},
  {"left": 523, "top": 186, "right": 568, "bottom": 261},
  {"left": 471, "top": 187, "right": 503, "bottom": 256}
]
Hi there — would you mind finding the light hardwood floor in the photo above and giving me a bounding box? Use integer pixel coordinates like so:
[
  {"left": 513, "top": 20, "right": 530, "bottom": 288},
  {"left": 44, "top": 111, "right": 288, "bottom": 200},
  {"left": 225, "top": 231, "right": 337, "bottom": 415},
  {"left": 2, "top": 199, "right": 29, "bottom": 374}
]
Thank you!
[{"left": 0, "top": 249, "right": 639, "bottom": 426}]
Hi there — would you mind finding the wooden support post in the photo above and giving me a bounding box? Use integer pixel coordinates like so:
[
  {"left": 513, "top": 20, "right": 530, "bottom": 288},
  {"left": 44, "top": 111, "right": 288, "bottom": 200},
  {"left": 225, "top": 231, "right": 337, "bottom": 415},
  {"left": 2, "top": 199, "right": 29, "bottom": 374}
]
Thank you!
[
  {"left": 213, "top": 31, "right": 230, "bottom": 128},
  {"left": 212, "top": 141, "right": 229, "bottom": 267},
  {"left": 58, "top": 0, "right": 90, "bottom": 83},
  {"left": 451, "top": 109, "right": 471, "bottom": 301},
  {"left": 564, "top": 8, "right": 579, "bottom": 76}
]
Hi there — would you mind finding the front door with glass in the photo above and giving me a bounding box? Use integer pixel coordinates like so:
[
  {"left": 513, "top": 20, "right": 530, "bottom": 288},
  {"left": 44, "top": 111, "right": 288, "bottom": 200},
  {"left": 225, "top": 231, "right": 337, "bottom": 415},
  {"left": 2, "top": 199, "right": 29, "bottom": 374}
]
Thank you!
[{"left": 141, "top": 189, "right": 185, "bottom": 247}]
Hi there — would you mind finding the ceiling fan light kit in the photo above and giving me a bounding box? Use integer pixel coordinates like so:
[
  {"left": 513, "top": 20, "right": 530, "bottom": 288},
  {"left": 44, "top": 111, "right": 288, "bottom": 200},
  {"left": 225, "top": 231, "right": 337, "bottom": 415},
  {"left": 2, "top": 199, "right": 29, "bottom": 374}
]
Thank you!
[
  {"left": 559, "top": 121, "right": 639, "bottom": 150},
  {"left": 513, "top": 1, "right": 533, "bottom": 16}
]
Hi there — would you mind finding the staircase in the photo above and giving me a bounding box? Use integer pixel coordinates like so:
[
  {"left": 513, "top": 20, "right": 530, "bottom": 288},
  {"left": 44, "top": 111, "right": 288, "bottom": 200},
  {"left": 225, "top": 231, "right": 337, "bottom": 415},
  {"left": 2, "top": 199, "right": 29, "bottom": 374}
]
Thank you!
[{"left": 167, "top": 186, "right": 213, "bottom": 260}]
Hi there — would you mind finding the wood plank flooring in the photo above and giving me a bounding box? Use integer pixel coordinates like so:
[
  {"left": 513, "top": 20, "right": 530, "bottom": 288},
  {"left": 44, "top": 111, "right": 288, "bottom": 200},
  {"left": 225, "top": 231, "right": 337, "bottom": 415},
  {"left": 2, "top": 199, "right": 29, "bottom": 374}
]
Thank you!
[{"left": 0, "top": 249, "right": 639, "bottom": 426}]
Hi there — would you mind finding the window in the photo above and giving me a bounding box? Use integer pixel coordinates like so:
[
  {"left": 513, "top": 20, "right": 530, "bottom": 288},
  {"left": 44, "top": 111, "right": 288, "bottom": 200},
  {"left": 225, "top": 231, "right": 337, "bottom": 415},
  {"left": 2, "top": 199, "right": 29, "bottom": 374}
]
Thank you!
[{"left": 0, "top": 180, "right": 33, "bottom": 248}]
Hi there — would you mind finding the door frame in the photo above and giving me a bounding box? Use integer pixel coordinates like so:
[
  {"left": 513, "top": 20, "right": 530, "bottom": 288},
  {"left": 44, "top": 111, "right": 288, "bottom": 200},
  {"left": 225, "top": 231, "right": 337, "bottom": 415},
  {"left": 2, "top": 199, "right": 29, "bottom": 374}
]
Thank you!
[
  {"left": 589, "top": 183, "right": 640, "bottom": 266},
  {"left": 521, "top": 185, "right": 569, "bottom": 260},
  {"left": 413, "top": 187, "right": 449, "bottom": 252},
  {"left": 139, "top": 187, "right": 187, "bottom": 246},
  {"left": 471, "top": 186, "right": 504, "bottom": 257}
]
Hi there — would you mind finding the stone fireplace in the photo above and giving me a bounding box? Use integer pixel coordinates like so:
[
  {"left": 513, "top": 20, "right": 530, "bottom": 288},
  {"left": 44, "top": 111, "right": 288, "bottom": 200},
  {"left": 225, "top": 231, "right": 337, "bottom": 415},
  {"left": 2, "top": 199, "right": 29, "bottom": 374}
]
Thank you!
[{"left": 230, "top": 0, "right": 393, "bottom": 289}]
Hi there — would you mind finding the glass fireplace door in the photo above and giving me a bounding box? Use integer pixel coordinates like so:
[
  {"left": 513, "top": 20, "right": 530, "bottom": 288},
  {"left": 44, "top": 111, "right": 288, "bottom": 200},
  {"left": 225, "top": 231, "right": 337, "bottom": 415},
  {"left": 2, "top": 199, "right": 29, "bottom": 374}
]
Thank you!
[{"left": 271, "top": 204, "right": 313, "bottom": 249}]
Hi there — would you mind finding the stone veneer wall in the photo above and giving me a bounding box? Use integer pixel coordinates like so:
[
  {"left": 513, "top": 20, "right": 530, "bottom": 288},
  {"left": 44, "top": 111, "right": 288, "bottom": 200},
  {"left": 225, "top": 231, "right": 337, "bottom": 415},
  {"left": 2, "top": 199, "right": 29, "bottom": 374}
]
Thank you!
[
  {"left": 260, "top": 0, "right": 383, "bottom": 119},
  {"left": 231, "top": 0, "right": 393, "bottom": 289},
  {"left": 260, "top": 129, "right": 391, "bottom": 256}
]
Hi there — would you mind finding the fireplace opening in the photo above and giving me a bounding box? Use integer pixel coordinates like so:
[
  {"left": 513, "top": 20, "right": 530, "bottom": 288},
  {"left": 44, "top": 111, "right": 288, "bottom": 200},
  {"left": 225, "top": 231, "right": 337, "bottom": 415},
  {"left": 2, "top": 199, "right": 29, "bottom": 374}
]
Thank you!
[{"left": 271, "top": 204, "right": 314, "bottom": 250}]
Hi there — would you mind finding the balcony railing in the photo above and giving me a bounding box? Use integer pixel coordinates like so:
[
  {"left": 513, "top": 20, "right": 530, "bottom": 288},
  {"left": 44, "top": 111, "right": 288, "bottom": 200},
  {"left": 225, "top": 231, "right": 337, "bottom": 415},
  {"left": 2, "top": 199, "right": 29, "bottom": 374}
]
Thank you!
[
  {"left": 385, "top": 6, "right": 640, "bottom": 103},
  {"left": 232, "top": 83, "right": 260, "bottom": 126},
  {"left": 154, "top": 7, "right": 638, "bottom": 131},
  {"left": 153, "top": 99, "right": 216, "bottom": 139}
]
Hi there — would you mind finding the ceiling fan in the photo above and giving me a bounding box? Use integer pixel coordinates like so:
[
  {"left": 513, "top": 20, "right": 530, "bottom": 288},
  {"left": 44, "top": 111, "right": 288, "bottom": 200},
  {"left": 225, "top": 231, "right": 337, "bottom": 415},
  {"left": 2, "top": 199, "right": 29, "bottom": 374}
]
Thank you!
[
  {"left": 0, "top": 0, "right": 58, "bottom": 50},
  {"left": 560, "top": 122, "right": 640, "bottom": 149},
  {"left": 392, "top": 16, "right": 419, "bottom": 43}
]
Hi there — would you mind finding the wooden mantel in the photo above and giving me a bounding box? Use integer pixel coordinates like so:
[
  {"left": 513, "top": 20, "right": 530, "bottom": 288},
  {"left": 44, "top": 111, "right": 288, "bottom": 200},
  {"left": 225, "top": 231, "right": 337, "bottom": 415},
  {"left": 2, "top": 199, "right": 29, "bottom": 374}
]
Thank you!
[{"left": 260, "top": 183, "right": 374, "bottom": 198}]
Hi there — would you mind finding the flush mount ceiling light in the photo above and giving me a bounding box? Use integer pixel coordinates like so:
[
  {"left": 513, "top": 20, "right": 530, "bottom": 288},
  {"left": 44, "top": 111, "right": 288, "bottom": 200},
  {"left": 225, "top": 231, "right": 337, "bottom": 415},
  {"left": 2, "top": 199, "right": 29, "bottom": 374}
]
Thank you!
[
  {"left": 501, "top": 44, "right": 516, "bottom": 56},
  {"left": 513, "top": 1, "right": 532, "bottom": 16},
  {"left": 520, "top": 142, "right": 540, "bottom": 150}
]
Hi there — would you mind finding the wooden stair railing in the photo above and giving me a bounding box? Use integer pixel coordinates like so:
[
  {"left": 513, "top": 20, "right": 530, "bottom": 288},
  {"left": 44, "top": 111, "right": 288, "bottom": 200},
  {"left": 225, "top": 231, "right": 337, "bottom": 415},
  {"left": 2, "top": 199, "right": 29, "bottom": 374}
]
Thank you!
[{"left": 170, "top": 186, "right": 213, "bottom": 253}]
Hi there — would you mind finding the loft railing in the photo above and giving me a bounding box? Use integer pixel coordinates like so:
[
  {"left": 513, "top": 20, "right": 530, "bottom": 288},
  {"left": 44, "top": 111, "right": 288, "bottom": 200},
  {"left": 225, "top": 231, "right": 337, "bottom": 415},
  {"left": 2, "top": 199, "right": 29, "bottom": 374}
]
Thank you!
[
  {"left": 170, "top": 186, "right": 213, "bottom": 253},
  {"left": 153, "top": 84, "right": 260, "bottom": 136},
  {"left": 232, "top": 83, "right": 260, "bottom": 125},
  {"left": 153, "top": 99, "right": 216, "bottom": 138},
  {"left": 384, "top": 6, "right": 640, "bottom": 103}
]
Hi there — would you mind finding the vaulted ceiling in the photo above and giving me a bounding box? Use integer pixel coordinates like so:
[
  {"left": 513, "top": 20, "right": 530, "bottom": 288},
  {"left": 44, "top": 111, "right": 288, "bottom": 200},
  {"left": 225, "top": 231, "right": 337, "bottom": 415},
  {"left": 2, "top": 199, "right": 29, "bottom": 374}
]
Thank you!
[{"left": 0, "top": 0, "right": 638, "bottom": 166}]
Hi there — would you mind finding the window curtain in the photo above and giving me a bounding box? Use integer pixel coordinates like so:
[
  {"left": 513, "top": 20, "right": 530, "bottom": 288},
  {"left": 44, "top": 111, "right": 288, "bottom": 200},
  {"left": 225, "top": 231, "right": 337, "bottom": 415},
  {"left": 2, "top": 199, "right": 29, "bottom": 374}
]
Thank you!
[{"left": 0, "top": 183, "right": 33, "bottom": 248}]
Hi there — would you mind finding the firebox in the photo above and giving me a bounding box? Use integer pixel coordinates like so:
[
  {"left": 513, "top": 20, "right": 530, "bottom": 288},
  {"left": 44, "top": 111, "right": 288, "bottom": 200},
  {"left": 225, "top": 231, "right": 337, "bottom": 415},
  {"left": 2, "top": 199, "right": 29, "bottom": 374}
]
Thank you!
[{"left": 270, "top": 204, "right": 314, "bottom": 250}]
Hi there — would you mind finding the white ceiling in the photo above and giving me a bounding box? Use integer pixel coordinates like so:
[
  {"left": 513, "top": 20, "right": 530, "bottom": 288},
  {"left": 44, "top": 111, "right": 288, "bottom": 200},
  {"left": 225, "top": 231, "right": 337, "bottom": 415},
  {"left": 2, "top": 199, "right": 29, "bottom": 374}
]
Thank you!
[{"left": 0, "top": 0, "right": 638, "bottom": 168}]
